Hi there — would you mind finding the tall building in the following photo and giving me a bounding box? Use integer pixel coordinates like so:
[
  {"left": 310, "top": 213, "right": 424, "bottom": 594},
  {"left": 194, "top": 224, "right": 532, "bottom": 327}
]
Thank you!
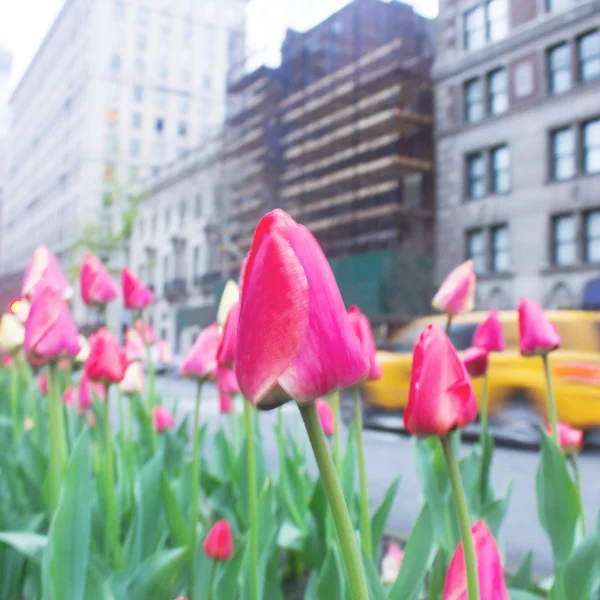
[
  {"left": 434, "top": 0, "right": 600, "bottom": 309},
  {"left": 0, "top": 0, "right": 247, "bottom": 315},
  {"left": 0, "top": 45, "right": 11, "bottom": 280}
]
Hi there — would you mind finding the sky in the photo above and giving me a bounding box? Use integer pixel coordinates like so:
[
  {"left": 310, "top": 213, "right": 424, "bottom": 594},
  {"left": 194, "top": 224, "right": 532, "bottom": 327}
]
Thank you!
[{"left": 0, "top": 0, "right": 439, "bottom": 92}]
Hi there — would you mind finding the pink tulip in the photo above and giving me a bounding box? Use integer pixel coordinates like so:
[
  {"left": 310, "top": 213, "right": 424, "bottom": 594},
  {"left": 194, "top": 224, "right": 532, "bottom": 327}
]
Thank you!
[
  {"left": 217, "top": 301, "right": 239, "bottom": 368},
  {"left": 78, "top": 371, "right": 105, "bottom": 415},
  {"left": 80, "top": 252, "right": 119, "bottom": 307},
  {"left": 125, "top": 327, "right": 145, "bottom": 362},
  {"left": 135, "top": 318, "right": 156, "bottom": 345},
  {"left": 21, "top": 245, "right": 72, "bottom": 301},
  {"left": 380, "top": 542, "right": 404, "bottom": 585},
  {"left": 180, "top": 323, "right": 220, "bottom": 380},
  {"left": 217, "top": 366, "right": 240, "bottom": 395},
  {"left": 347, "top": 305, "right": 383, "bottom": 380},
  {"left": 24, "top": 287, "right": 80, "bottom": 362},
  {"left": 219, "top": 392, "right": 232, "bottom": 414},
  {"left": 473, "top": 309, "right": 505, "bottom": 353},
  {"left": 203, "top": 519, "right": 234, "bottom": 561},
  {"left": 236, "top": 210, "right": 368, "bottom": 408},
  {"left": 315, "top": 398, "right": 335, "bottom": 436},
  {"left": 153, "top": 406, "right": 175, "bottom": 433},
  {"left": 157, "top": 339, "right": 173, "bottom": 364},
  {"left": 37, "top": 372, "right": 49, "bottom": 395},
  {"left": 462, "top": 347, "right": 489, "bottom": 379},
  {"left": 443, "top": 521, "right": 509, "bottom": 600},
  {"left": 518, "top": 297, "right": 561, "bottom": 356},
  {"left": 121, "top": 267, "right": 154, "bottom": 310},
  {"left": 432, "top": 260, "right": 476, "bottom": 316},
  {"left": 404, "top": 325, "right": 477, "bottom": 437},
  {"left": 546, "top": 422, "right": 583, "bottom": 454},
  {"left": 85, "top": 328, "right": 128, "bottom": 384},
  {"left": 1, "top": 354, "right": 14, "bottom": 368},
  {"left": 62, "top": 386, "right": 77, "bottom": 406},
  {"left": 119, "top": 361, "right": 145, "bottom": 394}
]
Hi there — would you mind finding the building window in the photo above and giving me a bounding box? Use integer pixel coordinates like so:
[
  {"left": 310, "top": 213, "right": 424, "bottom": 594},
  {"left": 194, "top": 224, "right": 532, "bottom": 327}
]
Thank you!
[
  {"left": 193, "top": 246, "right": 201, "bottom": 275},
  {"left": 158, "top": 63, "right": 168, "bottom": 80},
  {"left": 486, "top": 0, "right": 508, "bottom": 42},
  {"left": 578, "top": 30, "right": 600, "bottom": 82},
  {"left": 107, "top": 109, "right": 118, "bottom": 126},
  {"left": 584, "top": 210, "right": 600, "bottom": 263},
  {"left": 180, "top": 95, "right": 190, "bottom": 113},
  {"left": 467, "top": 229, "right": 486, "bottom": 274},
  {"left": 130, "top": 139, "right": 140, "bottom": 157},
  {"left": 152, "top": 213, "right": 157, "bottom": 235},
  {"left": 548, "top": 43, "right": 572, "bottom": 94},
  {"left": 165, "top": 207, "right": 171, "bottom": 229},
  {"left": 552, "top": 214, "right": 577, "bottom": 266},
  {"left": 179, "top": 200, "right": 186, "bottom": 227},
  {"left": 183, "top": 20, "right": 193, "bottom": 39},
  {"left": 491, "top": 145, "right": 510, "bottom": 193},
  {"left": 132, "top": 112, "right": 142, "bottom": 129},
  {"left": 128, "top": 166, "right": 138, "bottom": 182},
  {"left": 551, "top": 127, "right": 575, "bottom": 180},
  {"left": 139, "top": 219, "right": 144, "bottom": 239},
  {"left": 110, "top": 54, "right": 121, "bottom": 74},
  {"left": 154, "top": 142, "right": 165, "bottom": 163},
  {"left": 133, "top": 85, "right": 144, "bottom": 103},
  {"left": 464, "top": 5, "right": 485, "bottom": 50},
  {"left": 163, "top": 255, "right": 170, "bottom": 282},
  {"left": 105, "top": 133, "right": 117, "bottom": 155},
  {"left": 109, "top": 82, "right": 120, "bottom": 103},
  {"left": 156, "top": 118, "right": 164, "bottom": 134},
  {"left": 491, "top": 225, "right": 510, "bottom": 272},
  {"left": 156, "top": 91, "right": 167, "bottom": 109},
  {"left": 583, "top": 119, "right": 600, "bottom": 174},
  {"left": 136, "top": 34, "right": 146, "bottom": 51},
  {"left": 178, "top": 122, "right": 187, "bottom": 137},
  {"left": 138, "top": 6, "right": 148, "bottom": 26},
  {"left": 135, "top": 58, "right": 145, "bottom": 77},
  {"left": 104, "top": 162, "right": 115, "bottom": 182},
  {"left": 203, "top": 75, "right": 212, "bottom": 90},
  {"left": 464, "top": 78, "right": 483, "bottom": 122},
  {"left": 195, "top": 194, "right": 202, "bottom": 218},
  {"left": 488, "top": 68, "right": 508, "bottom": 115},
  {"left": 181, "top": 69, "right": 191, "bottom": 84},
  {"left": 115, "top": 1, "right": 124, "bottom": 19},
  {"left": 467, "top": 153, "right": 485, "bottom": 199}
]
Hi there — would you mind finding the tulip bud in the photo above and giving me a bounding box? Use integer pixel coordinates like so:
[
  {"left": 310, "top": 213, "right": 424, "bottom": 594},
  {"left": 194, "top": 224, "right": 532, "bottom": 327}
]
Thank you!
[
  {"left": 78, "top": 371, "right": 105, "bottom": 415},
  {"left": 157, "top": 339, "right": 173, "bottom": 364},
  {"left": 121, "top": 267, "right": 154, "bottom": 309},
  {"left": 443, "top": 521, "right": 509, "bottom": 600},
  {"left": 380, "top": 542, "right": 404, "bottom": 585},
  {"left": 462, "top": 347, "right": 489, "bottom": 379},
  {"left": 217, "top": 301, "right": 239, "bottom": 368},
  {"left": 85, "top": 328, "right": 128, "bottom": 384},
  {"left": 404, "top": 325, "right": 477, "bottom": 437},
  {"left": 62, "top": 386, "right": 77, "bottom": 406},
  {"left": 216, "top": 366, "right": 239, "bottom": 395},
  {"left": 125, "top": 327, "right": 145, "bottom": 363},
  {"left": 0, "top": 313, "right": 25, "bottom": 354},
  {"left": 235, "top": 210, "right": 367, "bottom": 408},
  {"left": 88, "top": 412, "right": 97, "bottom": 428},
  {"left": 24, "top": 417, "right": 35, "bottom": 431},
  {"left": 473, "top": 309, "right": 505, "bottom": 353},
  {"left": 547, "top": 422, "right": 583, "bottom": 455},
  {"left": 315, "top": 398, "right": 335, "bottom": 436},
  {"left": 37, "top": 373, "right": 49, "bottom": 395},
  {"left": 80, "top": 252, "right": 119, "bottom": 307},
  {"left": 22, "top": 245, "right": 72, "bottom": 301},
  {"left": 347, "top": 305, "right": 383, "bottom": 381},
  {"left": 217, "top": 280, "right": 240, "bottom": 330},
  {"left": 203, "top": 519, "right": 234, "bottom": 561},
  {"left": 432, "top": 260, "right": 476, "bottom": 316},
  {"left": 518, "top": 297, "right": 561, "bottom": 356},
  {"left": 219, "top": 392, "right": 232, "bottom": 414},
  {"left": 74, "top": 335, "right": 90, "bottom": 365},
  {"left": 153, "top": 406, "right": 175, "bottom": 433},
  {"left": 180, "top": 323, "right": 220, "bottom": 381},
  {"left": 135, "top": 318, "right": 156, "bottom": 345},
  {"left": 1, "top": 354, "right": 14, "bottom": 368},
  {"left": 119, "top": 361, "right": 145, "bottom": 395}
]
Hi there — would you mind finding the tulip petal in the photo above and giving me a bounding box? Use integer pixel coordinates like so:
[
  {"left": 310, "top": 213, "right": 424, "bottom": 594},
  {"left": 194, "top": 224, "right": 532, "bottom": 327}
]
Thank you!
[
  {"left": 236, "top": 228, "right": 309, "bottom": 404},
  {"left": 277, "top": 225, "right": 368, "bottom": 402}
]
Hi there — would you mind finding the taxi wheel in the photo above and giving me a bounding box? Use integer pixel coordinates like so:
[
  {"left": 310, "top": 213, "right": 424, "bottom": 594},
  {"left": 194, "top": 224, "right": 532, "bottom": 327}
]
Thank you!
[{"left": 491, "top": 392, "right": 542, "bottom": 448}]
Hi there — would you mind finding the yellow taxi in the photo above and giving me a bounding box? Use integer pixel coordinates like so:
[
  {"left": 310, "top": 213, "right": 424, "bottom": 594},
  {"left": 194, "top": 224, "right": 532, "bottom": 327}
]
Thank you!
[{"left": 361, "top": 311, "right": 600, "bottom": 435}]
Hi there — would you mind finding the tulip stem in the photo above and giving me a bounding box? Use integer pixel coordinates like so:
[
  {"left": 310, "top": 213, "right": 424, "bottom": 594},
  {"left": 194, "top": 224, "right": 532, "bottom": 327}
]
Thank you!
[
  {"left": 441, "top": 434, "right": 480, "bottom": 600},
  {"left": 542, "top": 354, "right": 559, "bottom": 445},
  {"left": 330, "top": 391, "right": 342, "bottom": 476},
  {"left": 568, "top": 455, "right": 586, "bottom": 537},
  {"left": 103, "top": 385, "right": 122, "bottom": 570},
  {"left": 243, "top": 399, "right": 260, "bottom": 600},
  {"left": 10, "top": 363, "right": 19, "bottom": 447},
  {"left": 47, "top": 364, "right": 68, "bottom": 513},
  {"left": 300, "top": 401, "right": 370, "bottom": 600},
  {"left": 207, "top": 560, "right": 217, "bottom": 600},
  {"left": 480, "top": 371, "right": 489, "bottom": 436},
  {"left": 190, "top": 382, "right": 203, "bottom": 593},
  {"left": 117, "top": 388, "right": 126, "bottom": 450},
  {"left": 445, "top": 313, "right": 453, "bottom": 336},
  {"left": 353, "top": 387, "right": 372, "bottom": 559}
]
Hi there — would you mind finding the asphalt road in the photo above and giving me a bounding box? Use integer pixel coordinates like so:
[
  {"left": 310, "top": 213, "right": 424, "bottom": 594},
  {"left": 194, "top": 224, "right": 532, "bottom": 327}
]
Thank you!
[{"left": 152, "top": 375, "right": 600, "bottom": 576}]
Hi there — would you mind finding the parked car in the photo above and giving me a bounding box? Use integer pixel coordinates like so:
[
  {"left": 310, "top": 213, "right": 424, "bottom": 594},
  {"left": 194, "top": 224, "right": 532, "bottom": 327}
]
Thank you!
[{"left": 361, "top": 310, "right": 600, "bottom": 441}]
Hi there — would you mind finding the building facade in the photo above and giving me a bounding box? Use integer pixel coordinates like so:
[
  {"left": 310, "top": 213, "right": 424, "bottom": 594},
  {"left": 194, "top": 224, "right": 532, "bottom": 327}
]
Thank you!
[
  {"left": 434, "top": 0, "right": 600, "bottom": 309},
  {"left": 0, "top": 0, "right": 246, "bottom": 318},
  {"left": 0, "top": 45, "right": 11, "bottom": 283}
]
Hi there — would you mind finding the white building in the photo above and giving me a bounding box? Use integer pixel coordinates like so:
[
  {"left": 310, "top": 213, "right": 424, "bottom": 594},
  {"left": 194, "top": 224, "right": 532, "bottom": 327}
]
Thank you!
[
  {"left": 0, "top": 45, "right": 11, "bottom": 273},
  {"left": 0, "top": 0, "right": 247, "bottom": 319}
]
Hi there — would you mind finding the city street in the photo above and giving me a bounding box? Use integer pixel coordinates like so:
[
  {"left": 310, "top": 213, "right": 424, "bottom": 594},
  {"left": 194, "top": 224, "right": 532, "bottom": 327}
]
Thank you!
[{"left": 154, "top": 375, "right": 600, "bottom": 578}]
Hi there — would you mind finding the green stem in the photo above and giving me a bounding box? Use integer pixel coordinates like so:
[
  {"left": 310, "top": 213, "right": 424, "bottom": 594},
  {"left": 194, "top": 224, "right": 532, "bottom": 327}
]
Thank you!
[
  {"left": 480, "top": 371, "right": 489, "bottom": 436},
  {"left": 568, "top": 455, "right": 587, "bottom": 537},
  {"left": 103, "top": 385, "right": 122, "bottom": 570},
  {"left": 47, "top": 364, "right": 66, "bottom": 512},
  {"left": 441, "top": 434, "right": 480, "bottom": 600},
  {"left": 10, "top": 363, "right": 19, "bottom": 447},
  {"left": 117, "top": 388, "right": 126, "bottom": 449},
  {"left": 445, "top": 313, "right": 453, "bottom": 336},
  {"left": 542, "top": 354, "right": 559, "bottom": 445},
  {"left": 353, "top": 387, "right": 372, "bottom": 559},
  {"left": 190, "top": 382, "right": 203, "bottom": 593},
  {"left": 229, "top": 397, "right": 237, "bottom": 451},
  {"left": 129, "top": 393, "right": 135, "bottom": 445},
  {"left": 300, "top": 402, "right": 370, "bottom": 600},
  {"left": 330, "top": 391, "right": 341, "bottom": 476},
  {"left": 207, "top": 559, "right": 217, "bottom": 600},
  {"left": 243, "top": 399, "right": 260, "bottom": 600}
]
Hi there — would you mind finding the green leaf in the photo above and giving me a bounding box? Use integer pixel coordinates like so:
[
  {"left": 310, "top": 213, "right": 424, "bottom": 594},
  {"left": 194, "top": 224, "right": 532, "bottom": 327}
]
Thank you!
[
  {"left": 316, "top": 546, "right": 345, "bottom": 600},
  {"left": 536, "top": 431, "right": 579, "bottom": 568},
  {"left": 428, "top": 550, "right": 447, "bottom": 600},
  {"left": 160, "top": 471, "right": 190, "bottom": 548},
  {"left": 126, "top": 547, "right": 187, "bottom": 600},
  {"left": 212, "top": 427, "right": 234, "bottom": 482},
  {"left": 370, "top": 476, "right": 400, "bottom": 560},
  {"left": 361, "top": 549, "right": 389, "bottom": 600},
  {"left": 508, "top": 550, "right": 534, "bottom": 590},
  {"left": 47, "top": 430, "right": 93, "bottom": 600},
  {"left": 509, "top": 591, "right": 546, "bottom": 600},
  {"left": 483, "top": 480, "right": 513, "bottom": 539},
  {"left": 0, "top": 531, "right": 47, "bottom": 563},
  {"left": 84, "top": 564, "right": 117, "bottom": 600},
  {"left": 389, "top": 503, "right": 434, "bottom": 600},
  {"left": 341, "top": 423, "right": 356, "bottom": 513},
  {"left": 215, "top": 541, "right": 246, "bottom": 600},
  {"left": 479, "top": 430, "right": 494, "bottom": 507},
  {"left": 563, "top": 535, "right": 600, "bottom": 599}
]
